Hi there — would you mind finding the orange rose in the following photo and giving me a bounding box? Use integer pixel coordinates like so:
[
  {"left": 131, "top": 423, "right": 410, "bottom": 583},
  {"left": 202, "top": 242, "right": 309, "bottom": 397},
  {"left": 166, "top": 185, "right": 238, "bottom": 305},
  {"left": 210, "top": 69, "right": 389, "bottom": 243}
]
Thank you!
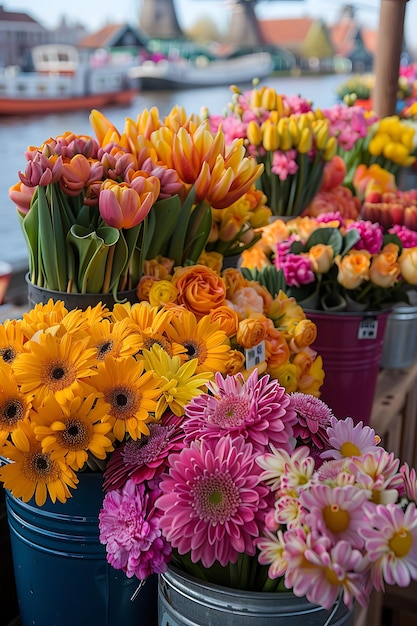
[
  {"left": 209, "top": 305, "right": 239, "bottom": 338},
  {"left": 399, "top": 247, "right": 417, "bottom": 285},
  {"left": 240, "top": 246, "right": 271, "bottom": 270},
  {"left": 308, "top": 244, "right": 334, "bottom": 274},
  {"left": 229, "top": 287, "right": 265, "bottom": 318},
  {"left": 335, "top": 250, "right": 371, "bottom": 290},
  {"left": 236, "top": 317, "right": 268, "bottom": 349},
  {"left": 172, "top": 264, "right": 226, "bottom": 318},
  {"left": 369, "top": 243, "right": 400, "bottom": 288}
]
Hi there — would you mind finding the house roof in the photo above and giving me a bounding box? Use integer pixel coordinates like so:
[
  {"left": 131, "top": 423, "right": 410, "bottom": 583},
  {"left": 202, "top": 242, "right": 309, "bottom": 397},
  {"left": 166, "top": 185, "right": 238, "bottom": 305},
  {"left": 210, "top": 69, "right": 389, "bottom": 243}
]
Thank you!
[
  {"left": 259, "top": 18, "right": 317, "bottom": 47},
  {"left": 0, "top": 5, "right": 44, "bottom": 26},
  {"left": 77, "top": 23, "right": 149, "bottom": 49}
]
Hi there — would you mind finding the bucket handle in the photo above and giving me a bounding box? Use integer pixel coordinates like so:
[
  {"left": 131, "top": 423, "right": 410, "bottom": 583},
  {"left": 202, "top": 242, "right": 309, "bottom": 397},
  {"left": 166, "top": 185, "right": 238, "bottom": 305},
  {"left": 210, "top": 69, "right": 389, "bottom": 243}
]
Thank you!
[{"left": 323, "top": 591, "right": 345, "bottom": 626}]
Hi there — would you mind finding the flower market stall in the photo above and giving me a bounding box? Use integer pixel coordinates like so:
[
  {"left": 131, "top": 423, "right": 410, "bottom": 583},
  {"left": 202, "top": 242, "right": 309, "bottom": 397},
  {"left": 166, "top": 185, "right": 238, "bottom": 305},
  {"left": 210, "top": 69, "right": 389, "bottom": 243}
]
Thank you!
[{"left": 2, "top": 77, "right": 417, "bottom": 626}]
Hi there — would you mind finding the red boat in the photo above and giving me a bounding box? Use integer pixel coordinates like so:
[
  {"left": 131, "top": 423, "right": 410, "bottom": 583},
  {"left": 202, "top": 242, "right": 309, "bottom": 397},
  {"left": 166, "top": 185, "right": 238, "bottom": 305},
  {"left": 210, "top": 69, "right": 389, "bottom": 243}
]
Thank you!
[{"left": 0, "top": 44, "right": 138, "bottom": 116}]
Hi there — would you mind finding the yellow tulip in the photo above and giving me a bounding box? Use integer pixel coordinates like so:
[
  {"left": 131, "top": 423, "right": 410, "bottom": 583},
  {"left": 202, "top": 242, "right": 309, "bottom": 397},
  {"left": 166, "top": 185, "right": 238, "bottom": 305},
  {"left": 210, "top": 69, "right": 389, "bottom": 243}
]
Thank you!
[
  {"left": 262, "top": 121, "right": 280, "bottom": 151},
  {"left": 277, "top": 118, "right": 293, "bottom": 151},
  {"left": 246, "top": 120, "right": 262, "bottom": 146},
  {"left": 298, "top": 127, "right": 313, "bottom": 154}
]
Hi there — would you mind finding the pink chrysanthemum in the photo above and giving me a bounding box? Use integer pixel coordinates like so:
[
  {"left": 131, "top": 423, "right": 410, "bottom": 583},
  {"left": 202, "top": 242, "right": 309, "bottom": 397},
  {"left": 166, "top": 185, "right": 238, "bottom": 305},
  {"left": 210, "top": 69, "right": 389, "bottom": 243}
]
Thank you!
[
  {"left": 300, "top": 483, "right": 370, "bottom": 549},
  {"left": 315, "top": 211, "right": 345, "bottom": 227},
  {"left": 183, "top": 370, "right": 297, "bottom": 453},
  {"left": 290, "top": 392, "right": 333, "bottom": 449},
  {"left": 360, "top": 502, "right": 417, "bottom": 591},
  {"left": 102, "top": 413, "right": 185, "bottom": 491},
  {"left": 275, "top": 254, "right": 315, "bottom": 288},
  {"left": 321, "top": 416, "right": 381, "bottom": 461},
  {"left": 156, "top": 435, "right": 269, "bottom": 568},
  {"left": 346, "top": 220, "right": 384, "bottom": 254},
  {"left": 288, "top": 536, "right": 370, "bottom": 609},
  {"left": 388, "top": 225, "right": 417, "bottom": 248},
  {"left": 99, "top": 478, "right": 171, "bottom": 580}
]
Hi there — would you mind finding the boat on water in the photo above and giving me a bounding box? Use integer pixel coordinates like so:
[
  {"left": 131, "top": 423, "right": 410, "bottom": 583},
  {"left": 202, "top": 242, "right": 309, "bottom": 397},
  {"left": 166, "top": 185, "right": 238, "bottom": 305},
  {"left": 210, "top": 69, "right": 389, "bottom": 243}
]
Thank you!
[
  {"left": 128, "top": 51, "right": 275, "bottom": 90},
  {"left": 0, "top": 44, "right": 138, "bottom": 116}
]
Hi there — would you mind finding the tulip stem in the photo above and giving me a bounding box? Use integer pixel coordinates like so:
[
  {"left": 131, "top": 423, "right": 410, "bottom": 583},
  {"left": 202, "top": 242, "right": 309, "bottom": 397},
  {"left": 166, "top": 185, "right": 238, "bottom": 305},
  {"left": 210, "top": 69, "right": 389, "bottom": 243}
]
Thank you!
[{"left": 103, "top": 244, "right": 115, "bottom": 294}]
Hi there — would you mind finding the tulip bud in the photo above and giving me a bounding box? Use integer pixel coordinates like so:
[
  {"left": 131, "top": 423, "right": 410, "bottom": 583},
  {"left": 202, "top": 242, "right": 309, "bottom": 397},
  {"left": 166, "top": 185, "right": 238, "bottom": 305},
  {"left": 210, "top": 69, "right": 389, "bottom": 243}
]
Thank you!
[
  {"left": 298, "top": 127, "right": 313, "bottom": 154},
  {"left": 323, "top": 136, "right": 337, "bottom": 161},
  {"left": 277, "top": 118, "right": 292, "bottom": 151},
  {"left": 246, "top": 120, "right": 262, "bottom": 146},
  {"left": 261, "top": 87, "right": 277, "bottom": 111},
  {"left": 314, "top": 120, "right": 329, "bottom": 150},
  {"left": 289, "top": 118, "right": 300, "bottom": 147},
  {"left": 262, "top": 121, "right": 280, "bottom": 151}
]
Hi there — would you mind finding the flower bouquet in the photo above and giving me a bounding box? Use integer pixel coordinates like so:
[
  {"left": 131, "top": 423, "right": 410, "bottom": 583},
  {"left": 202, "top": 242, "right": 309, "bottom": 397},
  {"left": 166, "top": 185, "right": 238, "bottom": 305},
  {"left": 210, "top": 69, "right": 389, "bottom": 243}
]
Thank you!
[
  {"left": 9, "top": 105, "right": 265, "bottom": 298},
  {"left": 240, "top": 213, "right": 417, "bottom": 313},
  {"left": 207, "top": 85, "right": 337, "bottom": 217}
]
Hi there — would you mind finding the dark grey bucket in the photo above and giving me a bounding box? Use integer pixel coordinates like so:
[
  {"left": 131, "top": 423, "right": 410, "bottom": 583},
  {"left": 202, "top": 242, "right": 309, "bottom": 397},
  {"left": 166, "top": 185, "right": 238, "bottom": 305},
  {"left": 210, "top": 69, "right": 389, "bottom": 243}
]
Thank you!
[
  {"left": 158, "top": 565, "right": 354, "bottom": 626},
  {"left": 381, "top": 304, "right": 417, "bottom": 369}
]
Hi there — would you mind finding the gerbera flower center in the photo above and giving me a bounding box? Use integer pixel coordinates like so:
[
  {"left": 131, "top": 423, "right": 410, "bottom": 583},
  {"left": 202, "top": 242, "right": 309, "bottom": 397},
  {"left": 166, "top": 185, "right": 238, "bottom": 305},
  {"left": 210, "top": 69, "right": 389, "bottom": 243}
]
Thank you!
[
  {"left": 28, "top": 451, "right": 60, "bottom": 482},
  {"left": 105, "top": 386, "right": 139, "bottom": 418},
  {"left": 97, "top": 341, "right": 113, "bottom": 360},
  {"left": 191, "top": 472, "right": 240, "bottom": 523},
  {"left": 183, "top": 340, "right": 207, "bottom": 364},
  {"left": 143, "top": 335, "right": 172, "bottom": 355},
  {"left": 323, "top": 504, "right": 350, "bottom": 533},
  {"left": 122, "top": 424, "right": 172, "bottom": 465},
  {"left": 0, "top": 347, "right": 16, "bottom": 363},
  {"left": 389, "top": 529, "right": 412, "bottom": 557},
  {"left": 210, "top": 397, "right": 249, "bottom": 428},
  {"left": 42, "top": 359, "right": 76, "bottom": 391},
  {"left": 339, "top": 441, "right": 362, "bottom": 457},
  {"left": 59, "top": 419, "right": 90, "bottom": 450},
  {"left": 0, "top": 397, "right": 25, "bottom": 426}
]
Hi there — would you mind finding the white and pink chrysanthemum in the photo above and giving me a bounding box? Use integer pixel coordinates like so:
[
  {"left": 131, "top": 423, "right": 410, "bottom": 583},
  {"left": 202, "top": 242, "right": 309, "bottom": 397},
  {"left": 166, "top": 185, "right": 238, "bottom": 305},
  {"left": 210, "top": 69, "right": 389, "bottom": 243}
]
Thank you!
[
  {"left": 99, "top": 478, "right": 171, "bottom": 580},
  {"left": 183, "top": 370, "right": 297, "bottom": 453},
  {"left": 256, "top": 529, "right": 288, "bottom": 579},
  {"left": 102, "top": 413, "right": 185, "bottom": 491},
  {"left": 360, "top": 502, "right": 417, "bottom": 591},
  {"left": 257, "top": 445, "right": 313, "bottom": 493},
  {"left": 290, "top": 392, "right": 333, "bottom": 449},
  {"left": 348, "top": 448, "right": 404, "bottom": 505},
  {"left": 300, "top": 483, "right": 370, "bottom": 549},
  {"left": 321, "top": 416, "right": 381, "bottom": 461},
  {"left": 401, "top": 463, "right": 417, "bottom": 503},
  {"left": 156, "top": 434, "right": 269, "bottom": 568}
]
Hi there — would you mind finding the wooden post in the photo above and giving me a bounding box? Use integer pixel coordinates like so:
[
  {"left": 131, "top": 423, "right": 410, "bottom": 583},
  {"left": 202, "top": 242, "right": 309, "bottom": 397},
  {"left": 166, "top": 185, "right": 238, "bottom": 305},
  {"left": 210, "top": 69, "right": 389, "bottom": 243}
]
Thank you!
[{"left": 372, "top": 0, "right": 408, "bottom": 117}]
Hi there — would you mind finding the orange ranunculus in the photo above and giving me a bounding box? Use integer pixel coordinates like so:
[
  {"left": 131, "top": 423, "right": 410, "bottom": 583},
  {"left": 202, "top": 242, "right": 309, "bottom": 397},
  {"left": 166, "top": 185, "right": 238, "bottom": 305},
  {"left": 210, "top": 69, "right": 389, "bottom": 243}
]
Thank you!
[
  {"left": 222, "top": 268, "right": 249, "bottom": 297},
  {"left": 136, "top": 276, "right": 159, "bottom": 302},
  {"left": 267, "top": 361, "right": 299, "bottom": 393},
  {"left": 250, "top": 282, "right": 274, "bottom": 315},
  {"left": 171, "top": 264, "right": 226, "bottom": 318},
  {"left": 224, "top": 350, "right": 246, "bottom": 376},
  {"left": 236, "top": 316, "right": 268, "bottom": 349},
  {"left": 335, "top": 250, "right": 371, "bottom": 290},
  {"left": 142, "top": 257, "right": 175, "bottom": 279},
  {"left": 208, "top": 306, "right": 239, "bottom": 338},
  {"left": 399, "top": 247, "right": 417, "bottom": 285},
  {"left": 229, "top": 287, "right": 265, "bottom": 318},
  {"left": 240, "top": 246, "right": 271, "bottom": 271},
  {"left": 264, "top": 322, "right": 291, "bottom": 369},
  {"left": 296, "top": 355, "right": 325, "bottom": 397},
  {"left": 259, "top": 219, "right": 290, "bottom": 252},
  {"left": 369, "top": 243, "right": 400, "bottom": 288},
  {"left": 308, "top": 244, "right": 334, "bottom": 274},
  {"left": 291, "top": 319, "right": 317, "bottom": 350}
]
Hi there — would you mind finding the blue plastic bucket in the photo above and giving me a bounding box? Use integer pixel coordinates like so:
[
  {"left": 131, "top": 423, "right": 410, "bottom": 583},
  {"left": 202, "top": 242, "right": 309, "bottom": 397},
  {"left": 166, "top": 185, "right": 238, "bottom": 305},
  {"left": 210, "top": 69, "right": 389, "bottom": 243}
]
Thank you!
[{"left": 5, "top": 470, "right": 157, "bottom": 626}]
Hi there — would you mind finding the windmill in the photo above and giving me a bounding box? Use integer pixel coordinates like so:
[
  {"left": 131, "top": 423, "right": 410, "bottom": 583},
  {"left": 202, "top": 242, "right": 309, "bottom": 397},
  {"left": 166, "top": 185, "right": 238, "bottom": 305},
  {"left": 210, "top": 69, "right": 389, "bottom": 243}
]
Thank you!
[{"left": 139, "top": 0, "right": 303, "bottom": 43}]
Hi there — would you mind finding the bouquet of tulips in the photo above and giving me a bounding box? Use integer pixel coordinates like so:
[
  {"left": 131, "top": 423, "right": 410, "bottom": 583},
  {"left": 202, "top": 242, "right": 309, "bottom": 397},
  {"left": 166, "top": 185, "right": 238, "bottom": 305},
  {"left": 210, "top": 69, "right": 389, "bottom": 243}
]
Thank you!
[
  {"left": 9, "top": 106, "right": 264, "bottom": 297},
  {"left": 207, "top": 85, "right": 338, "bottom": 217}
]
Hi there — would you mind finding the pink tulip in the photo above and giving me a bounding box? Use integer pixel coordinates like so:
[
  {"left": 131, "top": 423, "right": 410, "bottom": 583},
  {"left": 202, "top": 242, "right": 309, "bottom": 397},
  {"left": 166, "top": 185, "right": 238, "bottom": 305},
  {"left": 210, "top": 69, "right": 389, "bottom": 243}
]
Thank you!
[{"left": 99, "top": 177, "right": 160, "bottom": 229}]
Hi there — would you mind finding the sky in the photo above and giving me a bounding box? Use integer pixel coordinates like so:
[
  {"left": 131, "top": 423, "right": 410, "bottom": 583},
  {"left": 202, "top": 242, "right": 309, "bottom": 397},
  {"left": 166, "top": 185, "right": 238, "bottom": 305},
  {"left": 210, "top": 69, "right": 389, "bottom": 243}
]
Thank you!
[{"left": 1, "top": 0, "right": 416, "bottom": 48}]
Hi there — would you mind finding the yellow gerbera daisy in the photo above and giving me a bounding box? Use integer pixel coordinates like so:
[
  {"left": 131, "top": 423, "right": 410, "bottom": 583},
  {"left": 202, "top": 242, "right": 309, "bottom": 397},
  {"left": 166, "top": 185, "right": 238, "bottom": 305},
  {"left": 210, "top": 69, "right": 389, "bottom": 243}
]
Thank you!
[
  {"left": 164, "top": 310, "right": 231, "bottom": 374},
  {"left": 11, "top": 332, "right": 98, "bottom": 407},
  {"left": 93, "top": 355, "right": 161, "bottom": 441},
  {"left": 0, "top": 362, "right": 31, "bottom": 446},
  {"left": 87, "top": 317, "right": 142, "bottom": 361},
  {"left": 141, "top": 343, "right": 213, "bottom": 419},
  {"left": 20, "top": 298, "right": 69, "bottom": 339},
  {"left": 0, "top": 318, "right": 26, "bottom": 366},
  {"left": 0, "top": 421, "right": 78, "bottom": 506},
  {"left": 32, "top": 394, "right": 114, "bottom": 470}
]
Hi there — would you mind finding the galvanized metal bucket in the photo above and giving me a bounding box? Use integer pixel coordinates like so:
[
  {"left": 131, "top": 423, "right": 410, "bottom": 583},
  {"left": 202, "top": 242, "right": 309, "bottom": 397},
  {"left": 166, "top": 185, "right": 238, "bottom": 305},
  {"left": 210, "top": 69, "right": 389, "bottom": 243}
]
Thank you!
[
  {"left": 381, "top": 304, "right": 417, "bottom": 369},
  {"left": 158, "top": 565, "right": 354, "bottom": 626}
]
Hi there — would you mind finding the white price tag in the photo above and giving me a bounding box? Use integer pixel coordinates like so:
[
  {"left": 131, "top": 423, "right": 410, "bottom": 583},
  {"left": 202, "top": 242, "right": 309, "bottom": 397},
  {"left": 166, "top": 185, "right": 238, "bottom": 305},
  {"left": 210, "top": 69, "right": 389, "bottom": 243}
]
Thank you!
[
  {"left": 245, "top": 340, "right": 266, "bottom": 370},
  {"left": 357, "top": 318, "right": 378, "bottom": 339}
]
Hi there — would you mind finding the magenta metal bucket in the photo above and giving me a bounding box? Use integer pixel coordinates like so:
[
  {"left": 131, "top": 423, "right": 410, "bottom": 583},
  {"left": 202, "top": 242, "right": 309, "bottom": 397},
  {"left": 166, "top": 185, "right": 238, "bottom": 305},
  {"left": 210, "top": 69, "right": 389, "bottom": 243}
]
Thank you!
[{"left": 306, "top": 310, "right": 389, "bottom": 426}]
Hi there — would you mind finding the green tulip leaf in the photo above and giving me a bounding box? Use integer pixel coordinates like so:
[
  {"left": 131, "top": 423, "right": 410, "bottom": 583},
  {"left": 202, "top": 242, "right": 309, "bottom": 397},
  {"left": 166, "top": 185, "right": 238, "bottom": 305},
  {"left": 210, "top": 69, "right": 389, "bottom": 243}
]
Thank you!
[
  {"left": 182, "top": 201, "right": 212, "bottom": 264},
  {"left": 37, "top": 185, "right": 60, "bottom": 290},
  {"left": 68, "top": 225, "right": 120, "bottom": 293},
  {"left": 145, "top": 195, "right": 183, "bottom": 261},
  {"left": 20, "top": 191, "right": 39, "bottom": 284}
]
